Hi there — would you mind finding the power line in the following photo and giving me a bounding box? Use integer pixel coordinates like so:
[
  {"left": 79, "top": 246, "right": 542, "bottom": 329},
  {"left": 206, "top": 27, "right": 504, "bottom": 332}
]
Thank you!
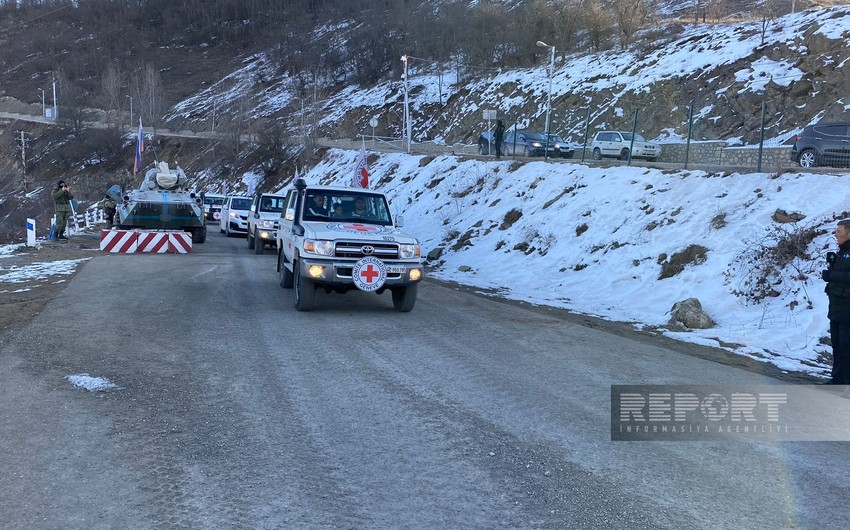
[{"left": 0, "top": 4, "right": 72, "bottom": 34}]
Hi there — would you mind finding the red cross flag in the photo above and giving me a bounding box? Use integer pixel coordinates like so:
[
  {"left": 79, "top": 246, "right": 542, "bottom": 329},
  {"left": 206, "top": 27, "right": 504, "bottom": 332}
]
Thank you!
[{"left": 353, "top": 146, "right": 369, "bottom": 188}]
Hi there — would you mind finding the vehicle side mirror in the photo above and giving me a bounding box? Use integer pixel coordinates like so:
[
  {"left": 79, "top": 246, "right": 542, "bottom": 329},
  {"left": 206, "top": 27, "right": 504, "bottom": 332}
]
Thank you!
[{"left": 395, "top": 214, "right": 404, "bottom": 228}]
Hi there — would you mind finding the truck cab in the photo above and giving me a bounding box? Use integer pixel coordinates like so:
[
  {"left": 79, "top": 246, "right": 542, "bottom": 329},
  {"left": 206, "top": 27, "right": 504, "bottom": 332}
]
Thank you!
[{"left": 276, "top": 179, "right": 423, "bottom": 311}]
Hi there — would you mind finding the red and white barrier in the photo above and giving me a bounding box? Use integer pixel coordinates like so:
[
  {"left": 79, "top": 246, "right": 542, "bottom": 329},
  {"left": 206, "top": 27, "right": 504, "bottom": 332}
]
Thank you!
[
  {"left": 100, "top": 230, "right": 138, "bottom": 253},
  {"left": 137, "top": 232, "right": 170, "bottom": 253},
  {"left": 100, "top": 229, "right": 193, "bottom": 254},
  {"left": 168, "top": 232, "right": 193, "bottom": 254}
]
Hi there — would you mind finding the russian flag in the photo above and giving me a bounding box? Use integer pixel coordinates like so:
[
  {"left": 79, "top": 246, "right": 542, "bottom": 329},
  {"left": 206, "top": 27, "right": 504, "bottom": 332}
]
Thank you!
[{"left": 133, "top": 118, "right": 144, "bottom": 174}]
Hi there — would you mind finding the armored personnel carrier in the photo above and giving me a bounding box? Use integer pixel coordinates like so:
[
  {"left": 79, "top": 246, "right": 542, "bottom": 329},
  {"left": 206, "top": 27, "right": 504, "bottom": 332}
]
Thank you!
[{"left": 108, "top": 161, "right": 207, "bottom": 243}]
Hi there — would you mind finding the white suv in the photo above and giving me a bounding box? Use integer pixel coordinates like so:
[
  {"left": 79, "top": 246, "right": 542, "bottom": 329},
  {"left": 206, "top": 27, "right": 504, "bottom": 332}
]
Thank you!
[
  {"left": 219, "top": 195, "right": 252, "bottom": 236},
  {"left": 590, "top": 131, "right": 660, "bottom": 161},
  {"left": 247, "top": 193, "right": 285, "bottom": 254},
  {"left": 276, "top": 180, "right": 423, "bottom": 311}
]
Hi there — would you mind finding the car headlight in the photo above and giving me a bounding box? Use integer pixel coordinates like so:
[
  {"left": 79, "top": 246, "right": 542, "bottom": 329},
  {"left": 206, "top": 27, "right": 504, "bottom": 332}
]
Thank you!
[
  {"left": 258, "top": 220, "right": 276, "bottom": 229},
  {"left": 229, "top": 211, "right": 237, "bottom": 218},
  {"left": 303, "top": 239, "right": 334, "bottom": 256},
  {"left": 531, "top": 142, "right": 542, "bottom": 147},
  {"left": 554, "top": 143, "right": 562, "bottom": 149},
  {"left": 399, "top": 244, "right": 421, "bottom": 259}
]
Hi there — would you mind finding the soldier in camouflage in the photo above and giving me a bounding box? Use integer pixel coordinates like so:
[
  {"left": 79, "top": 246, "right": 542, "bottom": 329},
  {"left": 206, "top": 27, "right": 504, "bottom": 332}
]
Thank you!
[{"left": 52, "top": 180, "right": 74, "bottom": 240}]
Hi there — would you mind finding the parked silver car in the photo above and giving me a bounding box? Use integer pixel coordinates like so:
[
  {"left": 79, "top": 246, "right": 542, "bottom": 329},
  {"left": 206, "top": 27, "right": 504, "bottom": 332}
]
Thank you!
[{"left": 590, "top": 131, "right": 660, "bottom": 161}]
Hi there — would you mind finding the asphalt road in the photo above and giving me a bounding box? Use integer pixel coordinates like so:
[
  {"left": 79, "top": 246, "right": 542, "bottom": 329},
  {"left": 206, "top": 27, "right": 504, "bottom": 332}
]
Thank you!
[{"left": 0, "top": 229, "right": 848, "bottom": 529}]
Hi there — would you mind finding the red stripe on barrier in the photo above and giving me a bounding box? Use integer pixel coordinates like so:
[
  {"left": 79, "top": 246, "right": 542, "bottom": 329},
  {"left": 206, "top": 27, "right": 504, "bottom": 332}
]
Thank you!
[{"left": 168, "top": 232, "right": 193, "bottom": 253}]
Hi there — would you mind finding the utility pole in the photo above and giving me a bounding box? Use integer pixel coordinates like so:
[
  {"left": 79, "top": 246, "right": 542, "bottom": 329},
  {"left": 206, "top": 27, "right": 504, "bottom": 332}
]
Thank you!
[
  {"left": 16, "top": 130, "right": 31, "bottom": 192},
  {"left": 52, "top": 73, "right": 58, "bottom": 119}
]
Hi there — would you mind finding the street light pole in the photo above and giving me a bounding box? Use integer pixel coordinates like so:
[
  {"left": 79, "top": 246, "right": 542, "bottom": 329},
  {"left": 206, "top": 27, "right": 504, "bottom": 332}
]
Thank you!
[
  {"left": 401, "top": 54, "right": 411, "bottom": 153},
  {"left": 536, "top": 41, "right": 555, "bottom": 161}
]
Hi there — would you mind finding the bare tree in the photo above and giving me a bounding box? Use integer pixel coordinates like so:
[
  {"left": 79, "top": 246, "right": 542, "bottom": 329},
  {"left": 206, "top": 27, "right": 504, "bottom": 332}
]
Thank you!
[
  {"left": 584, "top": 0, "right": 613, "bottom": 52},
  {"left": 99, "top": 63, "right": 125, "bottom": 130},
  {"left": 133, "top": 63, "right": 164, "bottom": 129},
  {"left": 610, "top": 0, "right": 653, "bottom": 49}
]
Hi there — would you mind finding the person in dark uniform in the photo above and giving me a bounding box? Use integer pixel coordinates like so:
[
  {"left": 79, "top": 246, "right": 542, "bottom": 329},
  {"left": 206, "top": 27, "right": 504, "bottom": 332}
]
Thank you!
[
  {"left": 494, "top": 119, "right": 505, "bottom": 159},
  {"left": 822, "top": 219, "right": 850, "bottom": 384}
]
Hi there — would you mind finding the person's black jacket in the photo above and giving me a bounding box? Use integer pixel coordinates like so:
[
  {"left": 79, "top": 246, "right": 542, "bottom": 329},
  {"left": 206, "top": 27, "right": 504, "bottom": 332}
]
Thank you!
[
  {"left": 494, "top": 122, "right": 505, "bottom": 143},
  {"left": 825, "top": 240, "right": 850, "bottom": 321}
]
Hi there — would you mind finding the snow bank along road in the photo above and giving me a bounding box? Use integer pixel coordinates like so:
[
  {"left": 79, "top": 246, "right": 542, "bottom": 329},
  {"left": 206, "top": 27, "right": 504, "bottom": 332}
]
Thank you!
[{"left": 0, "top": 231, "right": 846, "bottom": 529}]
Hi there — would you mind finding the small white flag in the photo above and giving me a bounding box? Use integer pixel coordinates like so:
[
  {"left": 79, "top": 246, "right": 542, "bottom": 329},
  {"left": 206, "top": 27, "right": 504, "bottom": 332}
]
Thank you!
[{"left": 353, "top": 147, "right": 369, "bottom": 189}]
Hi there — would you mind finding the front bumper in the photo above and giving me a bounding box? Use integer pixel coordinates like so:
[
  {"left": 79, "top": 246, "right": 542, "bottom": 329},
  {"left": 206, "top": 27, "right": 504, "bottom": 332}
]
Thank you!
[{"left": 298, "top": 257, "right": 423, "bottom": 287}]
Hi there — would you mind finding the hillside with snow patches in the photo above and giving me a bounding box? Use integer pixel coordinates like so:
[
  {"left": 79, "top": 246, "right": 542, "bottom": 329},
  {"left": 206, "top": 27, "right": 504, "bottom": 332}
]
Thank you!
[
  {"left": 295, "top": 149, "right": 844, "bottom": 379},
  {"left": 169, "top": 6, "right": 850, "bottom": 148}
]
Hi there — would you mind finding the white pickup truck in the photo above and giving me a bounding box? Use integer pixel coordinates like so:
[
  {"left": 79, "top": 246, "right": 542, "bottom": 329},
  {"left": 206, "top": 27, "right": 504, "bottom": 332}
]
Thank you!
[{"left": 276, "top": 179, "right": 424, "bottom": 311}]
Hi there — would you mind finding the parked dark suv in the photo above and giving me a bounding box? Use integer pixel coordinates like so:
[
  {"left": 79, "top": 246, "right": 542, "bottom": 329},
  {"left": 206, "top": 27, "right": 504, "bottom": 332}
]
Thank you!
[{"left": 791, "top": 122, "right": 850, "bottom": 168}]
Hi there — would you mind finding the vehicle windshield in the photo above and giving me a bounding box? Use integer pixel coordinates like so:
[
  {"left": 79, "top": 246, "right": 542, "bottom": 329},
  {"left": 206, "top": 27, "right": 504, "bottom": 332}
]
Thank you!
[
  {"left": 203, "top": 196, "right": 226, "bottom": 205},
  {"left": 549, "top": 134, "right": 565, "bottom": 143},
  {"left": 303, "top": 191, "right": 392, "bottom": 226},
  {"left": 523, "top": 132, "right": 547, "bottom": 141},
  {"left": 259, "top": 196, "right": 285, "bottom": 213},
  {"left": 230, "top": 198, "right": 251, "bottom": 210},
  {"left": 621, "top": 133, "right": 647, "bottom": 142}
]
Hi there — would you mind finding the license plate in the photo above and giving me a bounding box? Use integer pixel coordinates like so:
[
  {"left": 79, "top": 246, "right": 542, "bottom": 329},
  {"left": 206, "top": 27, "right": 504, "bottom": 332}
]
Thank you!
[{"left": 387, "top": 267, "right": 404, "bottom": 274}]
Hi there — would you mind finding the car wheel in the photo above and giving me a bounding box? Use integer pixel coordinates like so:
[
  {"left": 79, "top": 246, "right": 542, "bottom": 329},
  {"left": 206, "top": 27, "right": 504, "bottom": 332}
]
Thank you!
[
  {"left": 620, "top": 148, "right": 630, "bottom": 160},
  {"left": 254, "top": 232, "right": 264, "bottom": 254},
  {"left": 478, "top": 143, "right": 485, "bottom": 155},
  {"left": 391, "top": 284, "right": 418, "bottom": 312},
  {"left": 647, "top": 157, "right": 657, "bottom": 163},
  {"left": 798, "top": 149, "right": 817, "bottom": 168},
  {"left": 278, "top": 251, "right": 294, "bottom": 288},
  {"left": 248, "top": 228, "right": 255, "bottom": 249},
  {"left": 523, "top": 146, "right": 531, "bottom": 157},
  {"left": 225, "top": 224, "right": 231, "bottom": 237},
  {"left": 592, "top": 148, "right": 602, "bottom": 160},
  {"left": 294, "top": 263, "right": 315, "bottom": 311}
]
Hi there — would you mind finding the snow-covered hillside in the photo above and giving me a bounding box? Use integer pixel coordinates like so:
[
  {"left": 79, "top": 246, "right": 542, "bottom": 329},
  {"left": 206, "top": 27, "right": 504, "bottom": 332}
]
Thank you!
[{"left": 295, "top": 149, "right": 843, "bottom": 379}]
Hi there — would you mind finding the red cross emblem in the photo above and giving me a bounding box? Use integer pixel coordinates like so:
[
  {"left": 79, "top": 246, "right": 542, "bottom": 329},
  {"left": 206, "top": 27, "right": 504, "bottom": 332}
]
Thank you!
[
  {"left": 360, "top": 264, "right": 380, "bottom": 283},
  {"left": 343, "top": 223, "right": 378, "bottom": 232}
]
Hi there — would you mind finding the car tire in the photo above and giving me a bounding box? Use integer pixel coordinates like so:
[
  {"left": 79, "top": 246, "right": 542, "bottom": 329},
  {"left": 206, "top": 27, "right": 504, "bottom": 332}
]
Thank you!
[
  {"left": 254, "top": 232, "right": 264, "bottom": 254},
  {"left": 798, "top": 149, "right": 817, "bottom": 168},
  {"left": 294, "top": 263, "right": 315, "bottom": 311},
  {"left": 620, "top": 148, "right": 630, "bottom": 160},
  {"left": 248, "top": 228, "right": 255, "bottom": 249},
  {"left": 478, "top": 143, "right": 485, "bottom": 155},
  {"left": 225, "top": 224, "right": 231, "bottom": 237},
  {"left": 592, "top": 148, "right": 602, "bottom": 160},
  {"left": 391, "top": 284, "right": 418, "bottom": 312},
  {"left": 279, "top": 252, "right": 294, "bottom": 289},
  {"left": 523, "top": 146, "right": 531, "bottom": 157}
]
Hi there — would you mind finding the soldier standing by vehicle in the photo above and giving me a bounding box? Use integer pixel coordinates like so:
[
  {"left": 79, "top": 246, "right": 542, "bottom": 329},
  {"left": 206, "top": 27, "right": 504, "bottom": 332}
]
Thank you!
[
  {"left": 52, "top": 180, "right": 73, "bottom": 240},
  {"left": 494, "top": 120, "right": 505, "bottom": 159},
  {"left": 101, "top": 194, "right": 117, "bottom": 228}
]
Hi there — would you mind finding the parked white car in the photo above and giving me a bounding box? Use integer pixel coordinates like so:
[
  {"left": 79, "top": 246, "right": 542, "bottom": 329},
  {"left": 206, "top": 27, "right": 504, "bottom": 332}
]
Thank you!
[
  {"left": 219, "top": 195, "right": 252, "bottom": 236},
  {"left": 590, "top": 131, "right": 660, "bottom": 161}
]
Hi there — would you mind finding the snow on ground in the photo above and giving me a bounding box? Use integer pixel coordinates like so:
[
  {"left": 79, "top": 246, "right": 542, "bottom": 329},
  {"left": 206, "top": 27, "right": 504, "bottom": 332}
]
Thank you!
[
  {"left": 66, "top": 374, "right": 119, "bottom": 392},
  {"left": 301, "top": 148, "right": 849, "bottom": 379},
  {"left": 0, "top": 255, "right": 90, "bottom": 293}
]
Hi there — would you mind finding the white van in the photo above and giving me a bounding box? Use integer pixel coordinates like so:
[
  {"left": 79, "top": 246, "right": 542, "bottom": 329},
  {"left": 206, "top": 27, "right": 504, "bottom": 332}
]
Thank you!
[{"left": 219, "top": 195, "right": 253, "bottom": 236}]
